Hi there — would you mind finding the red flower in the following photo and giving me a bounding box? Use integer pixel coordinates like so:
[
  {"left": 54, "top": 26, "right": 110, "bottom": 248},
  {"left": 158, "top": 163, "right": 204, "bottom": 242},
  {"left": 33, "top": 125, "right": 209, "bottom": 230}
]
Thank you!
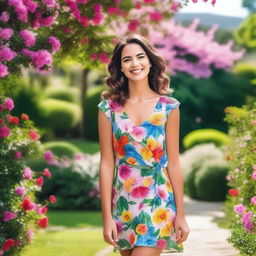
[
  {"left": 36, "top": 176, "right": 44, "bottom": 187},
  {"left": 37, "top": 216, "right": 48, "bottom": 228},
  {"left": 28, "top": 130, "right": 39, "bottom": 140},
  {"left": 43, "top": 168, "right": 51, "bottom": 178},
  {"left": 228, "top": 188, "right": 239, "bottom": 196},
  {"left": 11, "top": 116, "right": 19, "bottom": 124},
  {"left": 49, "top": 195, "right": 57, "bottom": 203},
  {"left": 21, "top": 113, "right": 29, "bottom": 120},
  {"left": 2, "top": 238, "right": 15, "bottom": 251},
  {"left": 21, "top": 196, "right": 36, "bottom": 211},
  {"left": 6, "top": 114, "right": 13, "bottom": 122}
]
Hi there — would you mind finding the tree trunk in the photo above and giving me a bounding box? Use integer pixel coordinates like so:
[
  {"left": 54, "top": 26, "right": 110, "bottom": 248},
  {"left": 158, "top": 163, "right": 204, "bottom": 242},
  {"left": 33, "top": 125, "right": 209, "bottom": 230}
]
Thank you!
[{"left": 80, "top": 68, "right": 90, "bottom": 138}]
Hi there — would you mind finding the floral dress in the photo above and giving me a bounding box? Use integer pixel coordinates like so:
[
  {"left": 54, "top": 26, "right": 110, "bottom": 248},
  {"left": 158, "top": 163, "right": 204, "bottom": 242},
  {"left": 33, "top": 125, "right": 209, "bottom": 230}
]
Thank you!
[{"left": 97, "top": 95, "right": 184, "bottom": 254}]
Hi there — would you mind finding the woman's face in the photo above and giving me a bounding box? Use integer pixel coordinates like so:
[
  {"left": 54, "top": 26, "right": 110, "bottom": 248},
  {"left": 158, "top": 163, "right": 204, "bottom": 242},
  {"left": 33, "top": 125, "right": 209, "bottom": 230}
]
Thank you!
[{"left": 120, "top": 43, "right": 152, "bottom": 82}]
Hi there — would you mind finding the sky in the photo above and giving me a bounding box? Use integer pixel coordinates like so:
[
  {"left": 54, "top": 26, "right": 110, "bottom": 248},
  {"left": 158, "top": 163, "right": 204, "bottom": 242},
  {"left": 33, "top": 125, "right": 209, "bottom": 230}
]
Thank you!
[{"left": 179, "top": 0, "right": 249, "bottom": 18}]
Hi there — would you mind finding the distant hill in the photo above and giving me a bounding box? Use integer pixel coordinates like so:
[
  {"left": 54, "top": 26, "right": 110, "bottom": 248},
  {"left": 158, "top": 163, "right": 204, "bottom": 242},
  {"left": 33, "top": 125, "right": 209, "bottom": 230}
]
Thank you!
[{"left": 174, "top": 13, "right": 244, "bottom": 30}]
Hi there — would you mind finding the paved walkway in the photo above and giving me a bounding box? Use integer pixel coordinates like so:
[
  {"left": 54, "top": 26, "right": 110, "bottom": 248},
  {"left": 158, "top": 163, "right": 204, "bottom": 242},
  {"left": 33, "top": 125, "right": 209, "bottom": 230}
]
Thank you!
[{"left": 95, "top": 195, "right": 240, "bottom": 256}]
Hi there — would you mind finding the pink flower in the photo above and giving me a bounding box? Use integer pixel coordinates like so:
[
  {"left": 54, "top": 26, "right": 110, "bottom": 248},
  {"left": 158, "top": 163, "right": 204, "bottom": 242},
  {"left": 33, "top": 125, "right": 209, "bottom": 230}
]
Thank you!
[
  {"left": 43, "top": 0, "right": 57, "bottom": 8},
  {"left": 48, "top": 36, "right": 61, "bottom": 52},
  {"left": 49, "top": 195, "right": 57, "bottom": 203},
  {"left": 15, "top": 186, "right": 26, "bottom": 196},
  {"left": 251, "top": 196, "right": 256, "bottom": 205},
  {"left": 43, "top": 168, "right": 51, "bottom": 178},
  {"left": 0, "top": 126, "right": 10, "bottom": 138},
  {"left": 23, "top": 0, "right": 38, "bottom": 13},
  {"left": 0, "top": 11, "right": 10, "bottom": 22},
  {"left": 30, "top": 50, "right": 52, "bottom": 71},
  {"left": 241, "top": 211, "right": 253, "bottom": 231},
  {"left": 43, "top": 150, "right": 58, "bottom": 165},
  {"left": 23, "top": 167, "right": 33, "bottom": 180},
  {"left": 80, "top": 37, "right": 89, "bottom": 44},
  {"left": 15, "top": 151, "right": 22, "bottom": 159},
  {"left": 0, "top": 28, "right": 13, "bottom": 40},
  {"left": 0, "top": 63, "right": 9, "bottom": 77},
  {"left": 3, "top": 211, "right": 17, "bottom": 222},
  {"left": 149, "top": 11, "right": 163, "bottom": 22},
  {"left": 252, "top": 170, "right": 256, "bottom": 180},
  {"left": 90, "top": 53, "right": 97, "bottom": 61},
  {"left": 131, "top": 126, "right": 146, "bottom": 141},
  {"left": 251, "top": 120, "right": 256, "bottom": 125},
  {"left": 119, "top": 164, "right": 132, "bottom": 179},
  {"left": 115, "top": 220, "right": 123, "bottom": 234},
  {"left": 128, "top": 20, "right": 139, "bottom": 31},
  {"left": 157, "top": 239, "right": 167, "bottom": 249},
  {"left": 109, "top": 100, "right": 122, "bottom": 112},
  {"left": 171, "top": 1, "right": 180, "bottom": 12},
  {"left": 28, "top": 129, "right": 39, "bottom": 140},
  {"left": 27, "top": 230, "right": 34, "bottom": 243},
  {"left": 107, "top": 7, "right": 120, "bottom": 15},
  {"left": 20, "top": 30, "right": 36, "bottom": 47},
  {"left": 234, "top": 204, "right": 246, "bottom": 214},
  {"left": 144, "top": 0, "right": 155, "bottom": 3},
  {"left": 4, "top": 97, "right": 14, "bottom": 111},
  {"left": 131, "top": 186, "right": 150, "bottom": 198},
  {"left": 98, "top": 52, "right": 109, "bottom": 63},
  {"left": 36, "top": 176, "right": 44, "bottom": 187},
  {"left": 21, "top": 196, "right": 36, "bottom": 211},
  {"left": 157, "top": 185, "right": 168, "bottom": 200},
  {"left": 36, "top": 205, "right": 48, "bottom": 215},
  {"left": 0, "top": 46, "right": 17, "bottom": 62}
]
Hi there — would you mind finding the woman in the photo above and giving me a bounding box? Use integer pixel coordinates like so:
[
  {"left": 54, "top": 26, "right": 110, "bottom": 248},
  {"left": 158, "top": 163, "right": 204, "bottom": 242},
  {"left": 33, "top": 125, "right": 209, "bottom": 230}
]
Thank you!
[{"left": 97, "top": 33, "right": 190, "bottom": 256}]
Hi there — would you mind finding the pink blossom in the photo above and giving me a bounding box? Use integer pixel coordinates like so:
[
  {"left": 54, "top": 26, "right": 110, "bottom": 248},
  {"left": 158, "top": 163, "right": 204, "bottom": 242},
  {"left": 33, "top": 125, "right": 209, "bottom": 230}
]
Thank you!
[
  {"left": 20, "top": 30, "right": 36, "bottom": 47},
  {"left": 0, "top": 46, "right": 17, "bottom": 62},
  {"left": 131, "top": 186, "right": 150, "bottom": 198},
  {"left": 36, "top": 176, "right": 44, "bottom": 187},
  {"left": 251, "top": 120, "right": 256, "bottom": 125},
  {"left": 23, "top": 0, "right": 38, "bottom": 13},
  {"left": 0, "top": 11, "right": 10, "bottom": 22},
  {"left": 171, "top": 1, "right": 180, "bottom": 12},
  {"left": 128, "top": 20, "right": 139, "bottom": 31},
  {"left": 0, "top": 63, "right": 9, "bottom": 77},
  {"left": 144, "top": 0, "right": 155, "bottom": 3},
  {"left": 80, "top": 16, "right": 89, "bottom": 26},
  {"left": 43, "top": 0, "right": 57, "bottom": 8},
  {"left": 27, "top": 230, "right": 34, "bottom": 243},
  {"left": 4, "top": 97, "right": 14, "bottom": 111},
  {"left": 241, "top": 211, "right": 253, "bottom": 231},
  {"left": 15, "top": 151, "right": 22, "bottom": 159},
  {"left": 98, "top": 52, "right": 109, "bottom": 63},
  {"left": 251, "top": 196, "right": 256, "bottom": 205},
  {"left": 157, "top": 239, "right": 167, "bottom": 249},
  {"left": 48, "top": 36, "right": 61, "bottom": 52},
  {"left": 0, "top": 126, "right": 10, "bottom": 138},
  {"left": 0, "top": 28, "right": 13, "bottom": 40},
  {"left": 149, "top": 11, "right": 163, "bottom": 22},
  {"left": 107, "top": 7, "right": 120, "bottom": 15},
  {"left": 119, "top": 164, "right": 132, "bottom": 179},
  {"left": 43, "top": 168, "right": 52, "bottom": 178},
  {"left": 80, "top": 37, "right": 89, "bottom": 44},
  {"left": 3, "top": 211, "right": 17, "bottom": 222},
  {"left": 234, "top": 204, "right": 246, "bottom": 214},
  {"left": 36, "top": 205, "right": 47, "bottom": 215},
  {"left": 44, "top": 150, "right": 58, "bottom": 165},
  {"left": 252, "top": 170, "right": 256, "bottom": 180},
  {"left": 90, "top": 53, "right": 97, "bottom": 61},
  {"left": 23, "top": 167, "right": 33, "bottom": 180},
  {"left": 157, "top": 185, "right": 168, "bottom": 200},
  {"left": 15, "top": 186, "right": 26, "bottom": 196},
  {"left": 62, "top": 27, "right": 72, "bottom": 33}
]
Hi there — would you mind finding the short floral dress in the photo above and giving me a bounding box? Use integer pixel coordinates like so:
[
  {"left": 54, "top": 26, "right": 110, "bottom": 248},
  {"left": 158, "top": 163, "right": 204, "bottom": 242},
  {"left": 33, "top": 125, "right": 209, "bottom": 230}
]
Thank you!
[{"left": 97, "top": 95, "right": 184, "bottom": 254}]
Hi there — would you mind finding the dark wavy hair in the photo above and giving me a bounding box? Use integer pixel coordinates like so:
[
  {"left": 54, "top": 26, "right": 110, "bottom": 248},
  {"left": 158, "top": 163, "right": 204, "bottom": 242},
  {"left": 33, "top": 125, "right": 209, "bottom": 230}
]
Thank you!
[{"left": 101, "top": 33, "right": 174, "bottom": 105}]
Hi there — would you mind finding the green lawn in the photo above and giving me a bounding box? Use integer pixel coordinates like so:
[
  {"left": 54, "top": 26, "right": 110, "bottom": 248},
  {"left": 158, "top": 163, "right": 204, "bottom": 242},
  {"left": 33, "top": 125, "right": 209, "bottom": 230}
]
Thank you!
[
  {"left": 62, "top": 139, "right": 100, "bottom": 154},
  {"left": 21, "top": 210, "right": 119, "bottom": 256}
]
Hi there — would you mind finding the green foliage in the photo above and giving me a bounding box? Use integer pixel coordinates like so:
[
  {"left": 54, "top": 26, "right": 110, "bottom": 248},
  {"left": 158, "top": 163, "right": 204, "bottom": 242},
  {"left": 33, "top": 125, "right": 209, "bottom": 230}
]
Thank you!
[
  {"left": 224, "top": 103, "right": 256, "bottom": 255},
  {"left": 234, "top": 13, "right": 256, "bottom": 51},
  {"left": 183, "top": 128, "right": 230, "bottom": 149},
  {"left": 42, "top": 141, "right": 80, "bottom": 158},
  {"left": 0, "top": 75, "right": 20, "bottom": 97},
  {"left": 39, "top": 99, "right": 81, "bottom": 132},
  {"left": 83, "top": 85, "right": 107, "bottom": 141},
  {"left": 44, "top": 87, "right": 79, "bottom": 103},
  {"left": 194, "top": 158, "right": 229, "bottom": 201}
]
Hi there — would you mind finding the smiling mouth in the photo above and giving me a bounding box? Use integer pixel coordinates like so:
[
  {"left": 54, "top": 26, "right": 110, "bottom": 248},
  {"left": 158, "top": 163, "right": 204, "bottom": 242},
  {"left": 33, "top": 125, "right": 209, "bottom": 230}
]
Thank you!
[{"left": 130, "top": 68, "right": 144, "bottom": 74}]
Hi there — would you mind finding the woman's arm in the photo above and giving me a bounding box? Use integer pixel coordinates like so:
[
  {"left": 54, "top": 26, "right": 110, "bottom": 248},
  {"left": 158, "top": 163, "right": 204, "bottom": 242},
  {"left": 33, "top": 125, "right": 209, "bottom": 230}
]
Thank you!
[
  {"left": 98, "top": 108, "right": 115, "bottom": 221},
  {"left": 165, "top": 107, "right": 185, "bottom": 217}
]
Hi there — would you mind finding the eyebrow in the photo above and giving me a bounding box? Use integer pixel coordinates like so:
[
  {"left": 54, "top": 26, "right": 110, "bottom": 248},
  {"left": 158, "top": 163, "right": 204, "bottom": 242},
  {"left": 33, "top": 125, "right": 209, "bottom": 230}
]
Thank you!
[{"left": 122, "top": 53, "right": 145, "bottom": 61}]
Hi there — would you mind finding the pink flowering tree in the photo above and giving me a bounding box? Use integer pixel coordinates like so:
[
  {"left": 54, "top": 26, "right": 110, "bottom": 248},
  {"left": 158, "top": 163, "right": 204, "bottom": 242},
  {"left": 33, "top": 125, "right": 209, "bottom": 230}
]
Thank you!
[
  {"left": 0, "top": 97, "right": 57, "bottom": 255},
  {"left": 224, "top": 104, "right": 256, "bottom": 255}
]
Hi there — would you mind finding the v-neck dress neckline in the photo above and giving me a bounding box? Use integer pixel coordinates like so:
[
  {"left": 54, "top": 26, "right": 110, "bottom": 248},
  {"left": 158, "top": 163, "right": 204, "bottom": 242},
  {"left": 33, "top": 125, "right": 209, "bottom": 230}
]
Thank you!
[{"left": 121, "top": 96, "right": 162, "bottom": 127}]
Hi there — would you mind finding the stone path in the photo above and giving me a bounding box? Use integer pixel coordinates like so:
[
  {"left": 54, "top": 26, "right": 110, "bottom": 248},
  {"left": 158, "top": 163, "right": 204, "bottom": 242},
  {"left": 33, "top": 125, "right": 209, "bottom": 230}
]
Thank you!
[{"left": 95, "top": 195, "right": 240, "bottom": 256}]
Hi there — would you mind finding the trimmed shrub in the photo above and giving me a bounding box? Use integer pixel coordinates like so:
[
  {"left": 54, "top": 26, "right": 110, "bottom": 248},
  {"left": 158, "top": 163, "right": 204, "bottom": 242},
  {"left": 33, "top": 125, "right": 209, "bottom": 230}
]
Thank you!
[
  {"left": 183, "top": 128, "right": 230, "bottom": 149},
  {"left": 42, "top": 141, "right": 80, "bottom": 158},
  {"left": 194, "top": 158, "right": 229, "bottom": 201},
  {"left": 39, "top": 99, "right": 81, "bottom": 132},
  {"left": 44, "top": 87, "right": 79, "bottom": 103}
]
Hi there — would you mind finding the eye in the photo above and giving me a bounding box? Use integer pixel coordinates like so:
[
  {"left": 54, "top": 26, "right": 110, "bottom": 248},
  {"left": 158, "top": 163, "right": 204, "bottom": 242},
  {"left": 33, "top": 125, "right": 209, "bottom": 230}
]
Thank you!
[{"left": 139, "top": 56, "right": 145, "bottom": 59}]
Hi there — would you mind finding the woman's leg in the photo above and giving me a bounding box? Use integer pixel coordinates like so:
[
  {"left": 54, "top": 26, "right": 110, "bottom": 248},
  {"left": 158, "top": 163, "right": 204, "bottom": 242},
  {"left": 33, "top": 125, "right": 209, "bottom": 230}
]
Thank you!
[
  {"left": 131, "top": 246, "right": 163, "bottom": 256},
  {"left": 120, "top": 248, "right": 133, "bottom": 256}
]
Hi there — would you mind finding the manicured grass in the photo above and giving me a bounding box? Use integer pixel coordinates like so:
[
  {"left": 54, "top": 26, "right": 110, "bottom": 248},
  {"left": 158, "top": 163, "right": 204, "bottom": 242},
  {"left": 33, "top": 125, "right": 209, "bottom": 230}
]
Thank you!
[
  {"left": 47, "top": 210, "right": 103, "bottom": 228},
  {"left": 59, "top": 139, "right": 99, "bottom": 154}
]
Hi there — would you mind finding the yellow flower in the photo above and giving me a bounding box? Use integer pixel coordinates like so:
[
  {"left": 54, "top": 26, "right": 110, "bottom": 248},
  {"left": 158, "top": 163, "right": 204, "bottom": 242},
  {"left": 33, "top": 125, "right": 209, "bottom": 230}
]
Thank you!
[
  {"left": 126, "top": 157, "right": 136, "bottom": 165},
  {"left": 149, "top": 113, "right": 164, "bottom": 126},
  {"left": 142, "top": 177, "right": 153, "bottom": 187},
  {"left": 160, "top": 222, "right": 173, "bottom": 236},
  {"left": 124, "top": 176, "right": 137, "bottom": 192},
  {"left": 152, "top": 208, "right": 170, "bottom": 224},
  {"left": 141, "top": 147, "right": 153, "bottom": 160},
  {"left": 121, "top": 211, "right": 133, "bottom": 222},
  {"left": 146, "top": 137, "right": 157, "bottom": 151}
]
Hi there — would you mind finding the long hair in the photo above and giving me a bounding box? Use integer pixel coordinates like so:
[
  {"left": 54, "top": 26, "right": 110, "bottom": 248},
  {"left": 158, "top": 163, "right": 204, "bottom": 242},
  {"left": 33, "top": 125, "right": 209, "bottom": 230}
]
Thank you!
[{"left": 101, "top": 33, "right": 174, "bottom": 105}]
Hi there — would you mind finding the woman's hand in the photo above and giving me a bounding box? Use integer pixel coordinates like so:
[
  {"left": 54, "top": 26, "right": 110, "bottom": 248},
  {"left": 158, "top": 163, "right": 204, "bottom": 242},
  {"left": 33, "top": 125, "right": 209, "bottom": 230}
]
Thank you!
[
  {"left": 174, "top": 215, "right": 190, "bottom": 244},
  {"left": 103, "top": 217, "right": 119, "bottom": 247}
]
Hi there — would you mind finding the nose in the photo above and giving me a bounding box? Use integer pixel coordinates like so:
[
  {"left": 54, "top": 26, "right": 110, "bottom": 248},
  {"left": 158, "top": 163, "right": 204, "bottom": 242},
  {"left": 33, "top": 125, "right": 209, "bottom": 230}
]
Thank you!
[{"left": 131, "top": 58, "right": 140, "bottom": 67}]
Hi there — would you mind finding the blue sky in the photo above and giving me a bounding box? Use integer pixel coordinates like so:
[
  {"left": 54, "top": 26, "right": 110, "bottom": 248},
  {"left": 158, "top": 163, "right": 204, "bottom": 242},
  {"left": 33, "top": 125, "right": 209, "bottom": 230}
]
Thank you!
[{"left": 180, "top": 0, "right": 249, "bottom": 18}]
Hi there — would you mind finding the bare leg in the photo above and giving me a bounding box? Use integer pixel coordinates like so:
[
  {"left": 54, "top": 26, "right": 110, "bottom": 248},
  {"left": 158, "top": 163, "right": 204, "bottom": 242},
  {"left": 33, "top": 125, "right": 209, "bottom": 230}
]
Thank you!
[
  {"left": 120, "top": 248, "right": 134, "bottom": 256},
  {"left": 131, "top": 246, "right": 163, "bottom": 256}
]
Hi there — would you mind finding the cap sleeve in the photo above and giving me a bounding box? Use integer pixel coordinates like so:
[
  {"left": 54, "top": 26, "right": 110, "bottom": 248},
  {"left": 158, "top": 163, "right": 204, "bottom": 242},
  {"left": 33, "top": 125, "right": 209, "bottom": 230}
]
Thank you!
[
  {"left": 97, "top": 99, "right": 112, "bottom": 124},
  {"left": 166, "top": 97, "right": 180, "bottom": 118}
]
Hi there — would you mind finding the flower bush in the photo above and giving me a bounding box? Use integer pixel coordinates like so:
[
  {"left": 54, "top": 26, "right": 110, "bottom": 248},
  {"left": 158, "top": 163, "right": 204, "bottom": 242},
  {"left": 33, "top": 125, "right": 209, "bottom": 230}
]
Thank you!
[
  {"left": 0, "top": 97, "right": 57, "bottom": 256},
  {"left": 224, "top": 103, "right": 256, "bottom": 255}
]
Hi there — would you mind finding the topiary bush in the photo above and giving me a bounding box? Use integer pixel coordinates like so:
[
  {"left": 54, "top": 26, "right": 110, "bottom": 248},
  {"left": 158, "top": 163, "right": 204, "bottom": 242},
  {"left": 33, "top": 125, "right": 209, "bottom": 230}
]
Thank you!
[
  {"left": 194, "top": 158, "right": 229, "bottom": 201},
  {"left": 42, "top": 141, "right": 80, "bottom": 158},
  {"left": 183, "top": 128, "right": 230, "bottom": 149},
  {"left": 39, "top": 99, "right": 81, "bottom": 133},
  {"left": 44, "top": 87, "right": 79, "bottom": 103}
]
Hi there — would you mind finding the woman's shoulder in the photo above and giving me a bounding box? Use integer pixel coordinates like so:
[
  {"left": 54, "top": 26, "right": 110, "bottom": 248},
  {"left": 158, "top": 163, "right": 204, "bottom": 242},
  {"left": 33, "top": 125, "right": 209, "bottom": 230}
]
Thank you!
[{"left": 160, "top": 95, "right": 180, "bottom": 106}]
